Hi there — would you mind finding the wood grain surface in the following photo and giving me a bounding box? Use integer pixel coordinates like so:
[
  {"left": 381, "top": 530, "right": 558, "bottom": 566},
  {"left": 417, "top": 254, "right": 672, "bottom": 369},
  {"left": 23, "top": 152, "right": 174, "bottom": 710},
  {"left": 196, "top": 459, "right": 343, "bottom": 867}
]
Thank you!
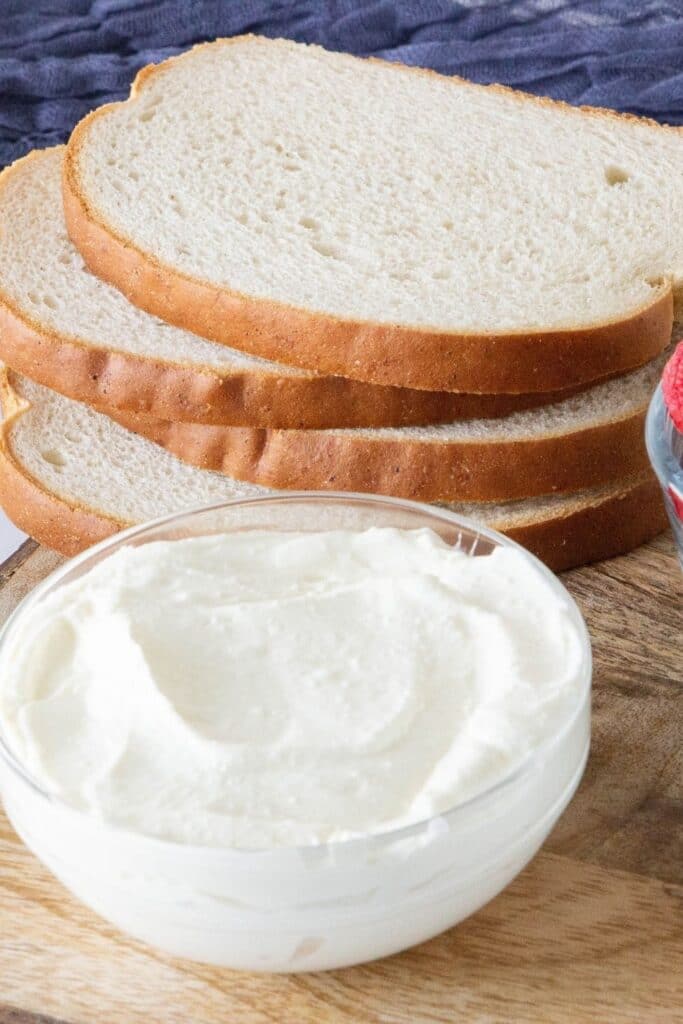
[{"left": 0, "top": 535, "right": 681, "bottom": 1024}]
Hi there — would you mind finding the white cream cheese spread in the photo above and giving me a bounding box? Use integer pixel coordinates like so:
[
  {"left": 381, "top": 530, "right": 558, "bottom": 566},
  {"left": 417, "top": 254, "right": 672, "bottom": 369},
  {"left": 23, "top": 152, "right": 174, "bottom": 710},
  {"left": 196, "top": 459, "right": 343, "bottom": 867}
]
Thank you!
[{"left": 0, "top": 528, "right": 586, "bottom": 848}]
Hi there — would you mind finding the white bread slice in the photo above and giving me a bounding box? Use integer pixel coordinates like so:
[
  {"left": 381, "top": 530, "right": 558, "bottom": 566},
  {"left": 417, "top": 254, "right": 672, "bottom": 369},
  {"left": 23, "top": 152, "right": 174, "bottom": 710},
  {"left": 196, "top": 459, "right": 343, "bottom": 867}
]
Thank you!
[
  {"left": 0, "top": 149, "right": 563, "bottom": 430},
  {"left": 109, "top": 351, "right": 665, "bottom": 501},
  {"left": 0, "top": 373, "right": 665, "bottom": 569},
  {"left": 64, "top": 36, "right": 678, "bottom": 394}
]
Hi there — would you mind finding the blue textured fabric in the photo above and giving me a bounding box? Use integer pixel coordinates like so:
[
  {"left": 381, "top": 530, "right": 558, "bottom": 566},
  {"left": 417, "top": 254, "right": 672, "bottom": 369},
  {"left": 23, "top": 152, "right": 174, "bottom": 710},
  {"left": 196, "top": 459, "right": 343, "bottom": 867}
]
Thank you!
[{"left": 1, "top": 1, "right": 682, "bottom": 168}]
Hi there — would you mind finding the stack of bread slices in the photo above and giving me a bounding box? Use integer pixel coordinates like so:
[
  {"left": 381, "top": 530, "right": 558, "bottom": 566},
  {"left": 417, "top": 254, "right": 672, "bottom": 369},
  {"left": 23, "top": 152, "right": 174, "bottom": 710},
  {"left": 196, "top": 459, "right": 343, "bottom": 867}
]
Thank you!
[{"left": 0, "top": 36, "right": 679, "bottom": 569}]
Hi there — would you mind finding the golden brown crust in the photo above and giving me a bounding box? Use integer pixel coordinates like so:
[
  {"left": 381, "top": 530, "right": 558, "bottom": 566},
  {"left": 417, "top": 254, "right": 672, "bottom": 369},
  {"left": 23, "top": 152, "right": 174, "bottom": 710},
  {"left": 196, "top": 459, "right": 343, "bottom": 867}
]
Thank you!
[
  {"left": 0, "top": 424, "right": 665, "bottom": 568},
  {"left": 0, "top": 287, "right": 595, "bottom": 428},
  {"left": 64, "top": 36, "right": 675, "bottom": 394},
  {"left": 504, "top": 476, "right": 667, "bottom": 572},
  {"left": 0, "top": 374, "right": 120, "bottom": 555},
  {"left": 0, "top": 444, "right": 118, "bottom": 556},
  {"left": 0, "top": 367, "right": 666, "bottom": 568},
  {"left": 107, "top": 403, "right": 650, "bottom": 503}
]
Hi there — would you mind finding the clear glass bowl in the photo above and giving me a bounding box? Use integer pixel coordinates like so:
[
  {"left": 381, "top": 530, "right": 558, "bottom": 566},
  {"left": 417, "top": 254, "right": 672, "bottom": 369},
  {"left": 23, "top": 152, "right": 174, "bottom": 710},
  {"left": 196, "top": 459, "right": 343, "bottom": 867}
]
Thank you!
[
  {"left": 646, "top": 385, "right": 683, "bottom": 567},
  {"left": 0, "top": 493, "right": 591, "bottom": 972}
]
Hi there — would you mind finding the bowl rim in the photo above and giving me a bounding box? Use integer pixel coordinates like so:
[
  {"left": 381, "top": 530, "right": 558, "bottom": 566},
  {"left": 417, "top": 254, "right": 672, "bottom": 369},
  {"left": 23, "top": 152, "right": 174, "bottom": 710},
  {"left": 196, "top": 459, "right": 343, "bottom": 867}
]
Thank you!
[
  {"left": 0, "top": 490, "right": 592, "bottom": 853},
  {"left": 647, "top": 384, "right": 679, "bottom": 480}
]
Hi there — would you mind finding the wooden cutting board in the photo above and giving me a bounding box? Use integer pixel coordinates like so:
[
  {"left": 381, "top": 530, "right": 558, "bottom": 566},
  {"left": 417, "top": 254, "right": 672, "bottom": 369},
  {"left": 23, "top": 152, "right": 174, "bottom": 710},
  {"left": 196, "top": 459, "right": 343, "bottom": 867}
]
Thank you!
[{"left": 0, "top": 536, "right": 681, "bottom": 1024}]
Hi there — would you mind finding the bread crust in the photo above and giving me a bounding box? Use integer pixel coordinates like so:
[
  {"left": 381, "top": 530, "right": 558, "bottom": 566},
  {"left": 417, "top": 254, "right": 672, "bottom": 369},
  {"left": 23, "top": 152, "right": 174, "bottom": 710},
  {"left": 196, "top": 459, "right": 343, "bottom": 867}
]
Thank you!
[
  {"left": 0, "top": 291, "right": 589, "bottom": 429},
  {"left": 0, "top": 425, "right": 665, "bottom": 568},
  {"left": 503, "top": 476, "right": 667, "bottom": 572},
  {"left": 0, "top": 375, "right": 119, "bottom": 555},
  {"left": 0, "top": 370, "right": 666, "bottom": 569},
  {"left": 107, "top": 402, "right": 650, "bottom": 503},
  {"left": 64, "top": 36, "right": 674, "bottom": 395}
]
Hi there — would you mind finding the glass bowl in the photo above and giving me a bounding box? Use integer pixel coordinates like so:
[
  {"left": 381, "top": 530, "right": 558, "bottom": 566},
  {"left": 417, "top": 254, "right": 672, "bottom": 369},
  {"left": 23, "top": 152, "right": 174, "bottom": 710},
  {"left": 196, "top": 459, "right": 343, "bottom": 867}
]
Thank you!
[
  {"left": 0, "top": 492, "right": 591, "bottom": 972},
  {"left": 646, "top": 385, "right": 683, "bottom": 567}
]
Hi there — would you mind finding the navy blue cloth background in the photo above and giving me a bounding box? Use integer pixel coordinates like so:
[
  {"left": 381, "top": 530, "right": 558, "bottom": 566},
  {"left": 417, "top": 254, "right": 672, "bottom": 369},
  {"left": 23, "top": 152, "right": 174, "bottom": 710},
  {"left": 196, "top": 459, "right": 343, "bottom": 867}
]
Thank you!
[{"left": 1, "top": 0, "right": 683, "bottom": 167}]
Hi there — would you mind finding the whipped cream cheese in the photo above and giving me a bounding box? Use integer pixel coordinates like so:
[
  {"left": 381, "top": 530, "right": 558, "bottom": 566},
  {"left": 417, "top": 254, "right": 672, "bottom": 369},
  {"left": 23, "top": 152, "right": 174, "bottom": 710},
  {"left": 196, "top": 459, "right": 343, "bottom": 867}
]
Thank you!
[{"left": 0, "top": 528, "right": 586, "bottom": 848}]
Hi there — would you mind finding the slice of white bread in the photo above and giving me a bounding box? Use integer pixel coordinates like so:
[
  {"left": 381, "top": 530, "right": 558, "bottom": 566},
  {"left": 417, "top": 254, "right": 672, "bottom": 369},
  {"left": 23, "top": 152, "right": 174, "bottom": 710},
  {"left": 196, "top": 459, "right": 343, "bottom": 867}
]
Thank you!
[
  {"left": 0, "top": 373, "right": 666, "bottom": 570},
  {"left": 0, "top": 148, "right": 566, "bottom": 430},
  {"left": 107, "top": 352, "right": 664, "bottom": 502},
  {"left": 64, "top": 36, "right": 679, "bottom": 394}
]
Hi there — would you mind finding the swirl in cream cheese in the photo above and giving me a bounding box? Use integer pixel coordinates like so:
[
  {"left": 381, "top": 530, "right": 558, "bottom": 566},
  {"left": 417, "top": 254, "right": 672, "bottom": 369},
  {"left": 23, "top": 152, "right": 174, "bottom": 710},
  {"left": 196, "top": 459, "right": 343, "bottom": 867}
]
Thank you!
[{"left": 0, "top": 528, "right": 586, "bottom": 847}]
